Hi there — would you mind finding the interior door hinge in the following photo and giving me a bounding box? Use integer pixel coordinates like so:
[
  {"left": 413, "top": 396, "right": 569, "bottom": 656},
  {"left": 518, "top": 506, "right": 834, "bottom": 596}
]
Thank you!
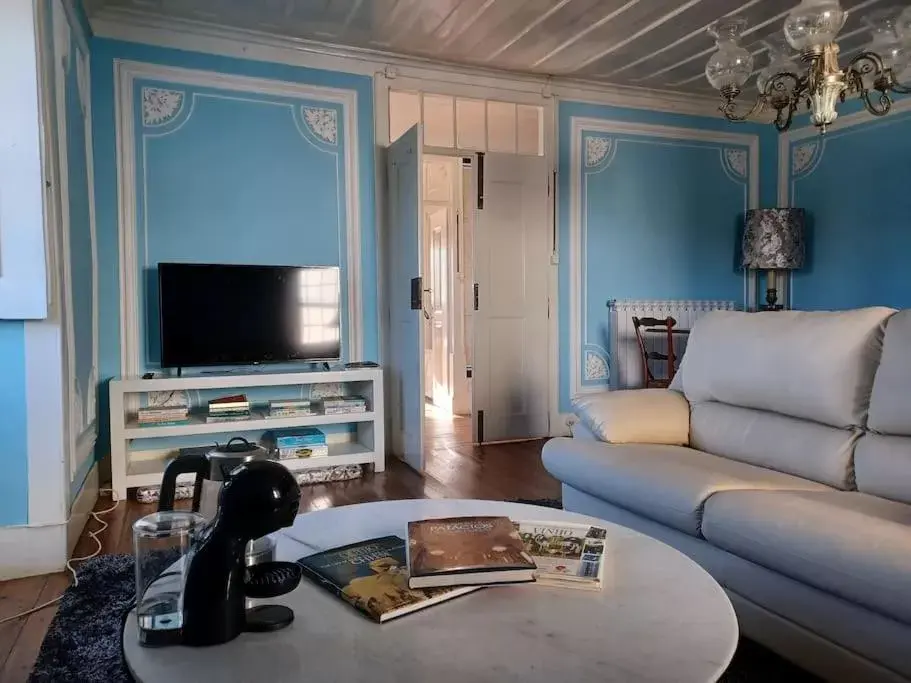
[
  {"left": 476, "top": 152, "right": 485, "bottom": 210},
  {"left": 473, "top": 283, "right": 479, "bottom": 311}
]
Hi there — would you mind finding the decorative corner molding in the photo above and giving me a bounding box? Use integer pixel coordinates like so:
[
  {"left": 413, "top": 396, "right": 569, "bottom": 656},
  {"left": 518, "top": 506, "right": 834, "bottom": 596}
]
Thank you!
[
  {"left": 723, "top": 147, "right": 748, "bottom": 179},
  {"left": 584, "top": 349, "right": 609, "bottom": 381},
  {"left": 791, "top": 141, "right": 819, "bottom": 176},
  {"left": 142, "top": 87, "right": 185, "bottom": 126},
  {"left": 303, "top": 106, "right": 338, "bottom": 145},
  {"left": 584, "top": 136, "right": 612, "bottom": 168}
]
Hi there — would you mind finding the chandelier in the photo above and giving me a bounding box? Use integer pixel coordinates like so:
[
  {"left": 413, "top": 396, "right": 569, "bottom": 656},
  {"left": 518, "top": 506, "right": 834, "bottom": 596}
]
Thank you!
[{"left": 705, "top": 1, "right": 911, "bottom": 133}]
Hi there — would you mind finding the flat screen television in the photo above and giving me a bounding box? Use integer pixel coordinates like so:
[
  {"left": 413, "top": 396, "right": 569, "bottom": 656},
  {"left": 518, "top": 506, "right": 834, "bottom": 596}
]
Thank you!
[{"left": 158, "top": 263, "right": 341, "bottom": 368}]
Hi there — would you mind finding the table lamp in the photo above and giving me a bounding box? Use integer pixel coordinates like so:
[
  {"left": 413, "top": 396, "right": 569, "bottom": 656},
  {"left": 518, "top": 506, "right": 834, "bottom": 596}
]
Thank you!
[{"left": 742, "top": 208, "right": 805, "bottom": 311}]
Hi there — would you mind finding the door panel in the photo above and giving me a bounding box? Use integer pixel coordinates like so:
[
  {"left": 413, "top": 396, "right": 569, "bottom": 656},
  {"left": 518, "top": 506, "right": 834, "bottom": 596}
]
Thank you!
[
  {"left": 386, "top": 125, "right": 424, "bottom": 471},
  {"left": 472, "top": 153, "right": 549, "bottom": 443}
]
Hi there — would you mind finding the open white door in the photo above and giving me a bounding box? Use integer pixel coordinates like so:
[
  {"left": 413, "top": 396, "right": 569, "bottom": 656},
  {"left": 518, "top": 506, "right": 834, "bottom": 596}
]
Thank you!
[
  {"left": 386, "top": 125, "right": 425, "bottom": 471},
  {"left": 472, "top": 153, "right": 550, "bottom": 443}
]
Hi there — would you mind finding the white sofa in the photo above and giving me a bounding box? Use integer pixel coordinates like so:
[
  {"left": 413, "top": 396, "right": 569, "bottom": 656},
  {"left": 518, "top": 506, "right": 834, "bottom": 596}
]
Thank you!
[{"left": 543, "top": 308, "right": 911, "bottom": 682}]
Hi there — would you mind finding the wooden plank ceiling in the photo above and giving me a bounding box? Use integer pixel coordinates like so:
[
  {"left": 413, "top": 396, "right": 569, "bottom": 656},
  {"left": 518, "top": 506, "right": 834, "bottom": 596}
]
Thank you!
[{"left": 86, "top": 0, "right": 901, "bottom": 95}]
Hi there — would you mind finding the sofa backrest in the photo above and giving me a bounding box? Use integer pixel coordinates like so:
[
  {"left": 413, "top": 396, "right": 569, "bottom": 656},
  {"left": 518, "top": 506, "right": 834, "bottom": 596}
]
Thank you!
[
  {"left": 679, "top": 308, "right": 894, "bottom": 429},
  {"left": 679, "top": 308, "right": 894, "bottom": 490},
  {"left": 856, "top": 310, "right": 911, "bottom": 504}
]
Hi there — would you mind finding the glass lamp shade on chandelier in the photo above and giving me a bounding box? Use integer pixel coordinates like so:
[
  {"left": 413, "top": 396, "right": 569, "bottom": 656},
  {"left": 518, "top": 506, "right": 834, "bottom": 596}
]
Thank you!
[{"left": 705, "top": 1, "right": 911, "bottom": 133}]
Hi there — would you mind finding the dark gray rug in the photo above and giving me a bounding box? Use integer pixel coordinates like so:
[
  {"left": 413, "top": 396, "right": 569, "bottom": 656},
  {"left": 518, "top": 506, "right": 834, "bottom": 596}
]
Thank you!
[{"left": 30, "top": 500, "right": 818, "bottom": 682}]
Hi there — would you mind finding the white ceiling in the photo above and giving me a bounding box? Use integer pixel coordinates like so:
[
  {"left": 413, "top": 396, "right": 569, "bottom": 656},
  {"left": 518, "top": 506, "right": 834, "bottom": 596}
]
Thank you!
[{"left": 84, "top": 0, "right": 904, "bottom": 96}]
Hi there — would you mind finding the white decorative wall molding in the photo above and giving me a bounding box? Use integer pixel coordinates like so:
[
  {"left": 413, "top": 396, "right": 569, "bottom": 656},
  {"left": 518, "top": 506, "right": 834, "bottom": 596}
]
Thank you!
[
  {"left": 114, "top": 60, "right": 364, "bottom": 382},
  {"left": 584, "top": 136, "right": 612, "bottom": 168},
  {"left": 302, "top": 106, "right": 338, "bottom": 145},
  {"left": 584, "top": 349, "right": 609, "bottom": 381},
  {"left": 568, "top": 116, "right": 759, "bottom": 400},
  {"left": 141, "top": 86, "right": 185, "bottom": 126},
  {"left": 723, "top": 147, "right": 748, "bottom": 178},
  {"left": 791, "top": 141, "right": 819, "bottom": 176}
]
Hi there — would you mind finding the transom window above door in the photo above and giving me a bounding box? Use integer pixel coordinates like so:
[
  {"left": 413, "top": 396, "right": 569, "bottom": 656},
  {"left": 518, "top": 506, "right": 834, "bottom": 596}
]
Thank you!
[{"left": 390, "top": 91, "right": 543, "bottom": 156}]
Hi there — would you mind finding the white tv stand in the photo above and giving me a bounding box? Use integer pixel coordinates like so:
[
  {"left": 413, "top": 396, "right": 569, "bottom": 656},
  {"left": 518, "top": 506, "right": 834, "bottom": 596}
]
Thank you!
[{"left": 109, "top": 367, "right": 384, "bottom": 498}]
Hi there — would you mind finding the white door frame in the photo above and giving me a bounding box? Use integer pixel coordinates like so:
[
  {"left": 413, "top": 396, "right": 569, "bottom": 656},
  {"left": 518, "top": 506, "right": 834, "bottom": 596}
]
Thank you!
[{"left": 374, "top": 76, "right": 561, "bottom": 438}]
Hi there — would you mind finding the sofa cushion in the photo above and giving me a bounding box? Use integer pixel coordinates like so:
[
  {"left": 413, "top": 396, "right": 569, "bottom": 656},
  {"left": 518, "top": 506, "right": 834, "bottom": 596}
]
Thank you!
[
  {"left": 868, "top": 309, "right": 911, "bottom": 435},
  {"left": 690, "top": 402, "right": 860, "bottom": 489},
  {"left": 678, "top": 308, "right": 894, "bottom": 429},
  {"left": 541, "top": 438, "right": 830, "bottom": 537},
  {"left": 702, "top": 490, "right": 911, "bottom": 625},
  {"left": 855, "top": 434, "right": 911, "bottom": 505},
  {"left": 571, "top": 389, "right": 690, "bottom": 445}
]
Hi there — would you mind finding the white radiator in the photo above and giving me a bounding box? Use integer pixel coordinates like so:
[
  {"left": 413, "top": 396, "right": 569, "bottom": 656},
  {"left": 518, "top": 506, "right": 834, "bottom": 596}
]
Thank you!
[{"left": 607, "top": 299, "right": 736, "bottom": 390}]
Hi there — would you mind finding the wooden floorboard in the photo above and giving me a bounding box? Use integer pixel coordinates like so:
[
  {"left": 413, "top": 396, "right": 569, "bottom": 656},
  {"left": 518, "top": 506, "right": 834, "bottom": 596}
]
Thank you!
[{"left": 0, "top": 433, "right": 558, "bottom": 678}]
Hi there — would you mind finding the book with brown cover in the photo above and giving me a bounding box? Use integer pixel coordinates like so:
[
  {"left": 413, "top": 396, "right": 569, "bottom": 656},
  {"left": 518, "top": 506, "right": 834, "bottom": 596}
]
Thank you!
[{"left": 406, "top": 516, "right": 536, "bottom": 589}]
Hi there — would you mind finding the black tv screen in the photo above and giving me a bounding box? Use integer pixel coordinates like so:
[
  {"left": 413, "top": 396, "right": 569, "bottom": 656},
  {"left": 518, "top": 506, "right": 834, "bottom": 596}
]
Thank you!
[{"left": 158, "top": 263, "right": 341, "bottom": 368}]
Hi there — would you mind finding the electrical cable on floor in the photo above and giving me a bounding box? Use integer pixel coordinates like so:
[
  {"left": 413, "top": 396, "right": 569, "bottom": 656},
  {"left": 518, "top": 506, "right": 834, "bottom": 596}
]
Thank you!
[{"left": 0, "top": 488, "right": 121, "bottom": 625}]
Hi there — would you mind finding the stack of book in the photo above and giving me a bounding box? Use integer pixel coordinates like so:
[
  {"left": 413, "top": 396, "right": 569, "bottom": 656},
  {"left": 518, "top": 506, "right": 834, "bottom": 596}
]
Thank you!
[
  {"left": 265, "top": 427, "right": 328, "bottom": 459},
  {"left": 321, "top": 395, "right": 367, "bottom": 415},
  {"left": 267, "top": 398, "right": 314, "bottom": 419},
  {"left": 296, "top": 515, "right": 608, "bottom": 623},
  {"left": 137, "top": 405, "right": 189, "bottom": 427},
  {"left": 206, "top": 394, "right": 250, "bottom": 423}
]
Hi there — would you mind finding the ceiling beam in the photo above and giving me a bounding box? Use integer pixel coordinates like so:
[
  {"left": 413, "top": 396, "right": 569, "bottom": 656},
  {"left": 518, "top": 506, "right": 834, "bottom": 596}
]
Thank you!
[
  {"left": 530, "top": 0, "right": 641, "bottom": 69},
  {"left": 575, "top": 0, "right": 708, "bottom": 71},
  {"left": 486, "top": 0, "right": 574, "bottom": 62},
  {"left": 438, "top": 0, "right": 498, "bottom": 50}
]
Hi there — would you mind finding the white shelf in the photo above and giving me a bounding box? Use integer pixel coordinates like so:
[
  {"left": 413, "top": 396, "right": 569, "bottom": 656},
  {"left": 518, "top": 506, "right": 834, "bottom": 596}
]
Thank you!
[
  {"left": 116, "top": 367, "right": 379, "bottom": 393},
  {"left": 126, "top": 410, "right": 375, "bottom": 439},
  {"left": 125, "top": 442, "right": 377, "bottom": 489},
  {"left": 109, "top": 368, "right": 385, "bottom": 498}
]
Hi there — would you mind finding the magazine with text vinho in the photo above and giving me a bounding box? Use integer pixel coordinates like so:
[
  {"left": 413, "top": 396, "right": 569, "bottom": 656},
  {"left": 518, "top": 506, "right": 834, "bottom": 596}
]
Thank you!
[{"left": 514, "top": 520, "right": 607, "bottom": 590}]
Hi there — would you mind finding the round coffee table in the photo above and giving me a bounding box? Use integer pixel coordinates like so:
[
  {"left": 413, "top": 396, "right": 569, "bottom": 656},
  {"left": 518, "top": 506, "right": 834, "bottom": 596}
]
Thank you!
[{"left": 123, "top": 499, "right": 738, "bottom": 682}]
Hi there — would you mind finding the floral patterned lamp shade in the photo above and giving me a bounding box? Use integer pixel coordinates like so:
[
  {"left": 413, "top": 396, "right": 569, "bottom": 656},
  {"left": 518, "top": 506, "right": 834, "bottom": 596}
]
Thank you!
[{"left": 742, "top": 208, "right": 806, "bottom": 270}]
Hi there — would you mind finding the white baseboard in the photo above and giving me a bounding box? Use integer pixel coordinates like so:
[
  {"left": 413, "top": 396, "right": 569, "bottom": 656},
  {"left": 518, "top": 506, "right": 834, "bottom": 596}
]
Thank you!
[
  {"left": 0, "top": 523, "right": 68, "bottom": 580},
  {"left": 67, "top": 462, "right": 99, "bottom": 556},
  {"left": 0, "top": 464, "right": 100, "bottom": 581}
]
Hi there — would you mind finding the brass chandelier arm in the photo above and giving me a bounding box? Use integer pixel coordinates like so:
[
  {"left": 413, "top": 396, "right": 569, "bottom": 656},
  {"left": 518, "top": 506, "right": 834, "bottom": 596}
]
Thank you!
[
  {"left": 844, "top": 51, "right": 897, "bottom": 117},
  {"left": 718, "top": 71, "right": 806, "bottom": 132}
]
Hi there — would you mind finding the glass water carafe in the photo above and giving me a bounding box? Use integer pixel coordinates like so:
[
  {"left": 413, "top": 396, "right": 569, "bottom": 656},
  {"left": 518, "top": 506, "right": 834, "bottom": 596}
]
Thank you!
[{"left": 133, "top": 511, "right": 207, "bottom": 646}]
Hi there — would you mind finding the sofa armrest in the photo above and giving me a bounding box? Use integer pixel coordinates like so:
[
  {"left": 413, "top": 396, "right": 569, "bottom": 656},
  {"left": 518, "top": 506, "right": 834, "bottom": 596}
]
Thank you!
[{"left": 572, "top": 389, "right": 690, "bottom": 445}]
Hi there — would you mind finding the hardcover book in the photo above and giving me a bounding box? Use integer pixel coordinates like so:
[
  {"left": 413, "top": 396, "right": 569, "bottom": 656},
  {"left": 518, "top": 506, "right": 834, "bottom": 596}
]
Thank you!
[
  {"left": 515, "top": 520, "right": 608, "bottom": 591},
  {"left": 298, "top": 535, "right": 477, "bottom": 623},
  {"left": 406, "top": 516, "right": 536, "bottom": 589}
]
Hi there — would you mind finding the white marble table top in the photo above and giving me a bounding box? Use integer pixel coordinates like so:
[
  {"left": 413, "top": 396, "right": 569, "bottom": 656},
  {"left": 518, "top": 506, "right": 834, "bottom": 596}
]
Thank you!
[{"left": 123, "top": 498, "right": 738, "bottom": 683}]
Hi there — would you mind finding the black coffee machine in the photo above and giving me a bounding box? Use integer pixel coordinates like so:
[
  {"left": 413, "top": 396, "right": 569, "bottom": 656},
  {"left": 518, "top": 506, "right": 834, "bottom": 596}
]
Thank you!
[{"left": 136, "top": 459, "right": 302, "bottom": 647}]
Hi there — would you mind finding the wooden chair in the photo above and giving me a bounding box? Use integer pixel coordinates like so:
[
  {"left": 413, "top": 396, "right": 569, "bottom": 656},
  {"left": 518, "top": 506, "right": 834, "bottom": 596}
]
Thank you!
[{"left": 632, "top": 316, "right": 678, "bottom": 389}]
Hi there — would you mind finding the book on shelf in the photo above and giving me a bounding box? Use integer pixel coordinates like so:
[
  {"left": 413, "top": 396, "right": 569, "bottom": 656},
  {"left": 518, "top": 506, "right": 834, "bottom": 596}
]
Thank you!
[
  {"left": 208, "top": 394, "right": 249, "bottom": 410},
  {"left": 278, "top": 444, "right": 329, "bottom": 459},
  {"left": 298, "top": 535, "right": 478, "bottom": 623},
  {"left": 138, "top": 406, "right": 187, "bottom": 419},
  {"left": 321, "top": 395, "right": 366, "bottom": 405},
  {"left": 406, "top": 516, "right": 536, "bottom": 589},
  {"left": 267, "top": 406, "right": 315, "bottom": 417},
  {"left": 265, "top": 427, "right": 326, "bottom": 449},
  {"left": 514, "top": 520, "right": 608, "bottom": 591},
  {"left": 206, "top": 412, "right": 251, "bottom": 423},
  {"left": 323, "top": 406, "right": 367, "bottom": 415},
  {"left": 269, "top": 399, "right": 312, "bottom": 409},
  {"left": 139, "top": 418, "right": 191, "bottom": 428}
]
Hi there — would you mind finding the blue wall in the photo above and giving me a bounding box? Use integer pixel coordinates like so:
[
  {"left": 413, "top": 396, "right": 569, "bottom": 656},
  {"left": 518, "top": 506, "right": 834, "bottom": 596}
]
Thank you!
[
  {"left": 785, "top": 104, "right": 911, "bottom": 310},
  {"left": 91, "top": 39, "right": 377, "bottom": 457},
  {"left": 0, "top": 322, "right": 29, "bottom": 525},
  {"left": 557, "top": 100, "right": 778, "bottom": 411}
]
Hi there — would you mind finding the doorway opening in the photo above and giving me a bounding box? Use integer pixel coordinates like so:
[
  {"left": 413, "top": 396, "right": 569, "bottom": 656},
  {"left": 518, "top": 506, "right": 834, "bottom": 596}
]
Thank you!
[{"left": 422, "top": 154, "right": 473, "bottom": 449}]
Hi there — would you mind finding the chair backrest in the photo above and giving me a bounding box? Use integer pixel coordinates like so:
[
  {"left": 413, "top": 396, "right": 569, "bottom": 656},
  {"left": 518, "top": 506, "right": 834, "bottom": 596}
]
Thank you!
[{"left": 632, "top": 316, "right": 678, "bottom": 389}]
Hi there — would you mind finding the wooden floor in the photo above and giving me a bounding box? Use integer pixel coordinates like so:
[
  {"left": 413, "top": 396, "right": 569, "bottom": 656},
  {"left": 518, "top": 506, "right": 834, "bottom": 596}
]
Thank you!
[{"left": 0, "top": 420, "right": 558, "bottom": 681}]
